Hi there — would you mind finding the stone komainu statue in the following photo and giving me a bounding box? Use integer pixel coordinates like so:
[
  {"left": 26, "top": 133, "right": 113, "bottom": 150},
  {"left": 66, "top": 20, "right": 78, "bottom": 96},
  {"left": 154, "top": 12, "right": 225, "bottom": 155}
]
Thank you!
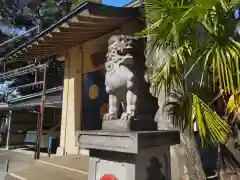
[{"left": 103, "top": 35, "right": 158, "bottom": 125}]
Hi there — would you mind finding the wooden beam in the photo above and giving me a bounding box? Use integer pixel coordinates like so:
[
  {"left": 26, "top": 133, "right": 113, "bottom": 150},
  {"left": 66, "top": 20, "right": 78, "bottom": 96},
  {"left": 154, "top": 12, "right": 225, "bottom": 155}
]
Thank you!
[
  {"left": 32, "top": 41, "right": 39, "bottom": 46},
  {"left": 31, "top": 35, "right": 72, "bottom": 48},
  {"left": 26, "top": 49, "right": 67, "bottom": 55},
  {"left": 20, "top": 38, "right": 79, "bottom": 51},
  {"left": 68, "top": 16, "right": 79, "bottom": 23},
  {"left": 25, "top": 48, "right": 58, "bottom": 53},
  {"left": 45, "top": 33, "right": 53, "bottom": 38},
  {"left": 22, "top": 18, "right": 124, "bottom": 52},
  {"left": 53, "top": 28, "right": 61, "bottom": 33},
  {"left": 29, "top": 32, "right": 99, "bottom": 49},
  {"left": 39, "top": 40, "right": 78, "bottom": 46},
  {"left": 25, "top": 53, "right": 53, "bottom": 57},
  {"left": 25, "top": 50, "right": 61, "bottom": 55},
  {"left": 59, "top": 26, "right": 109, "bottom": 33},
  {"left": 37, "top": 41, "right": 77, "bottom": 46},
  {"left": 50, "top": 29, "right": 107, "bottom": 37},
  {"left": 44, "top": 33, "right": 99, "bottom": 44},
  {"left": 29, "top": 43, "right": 77, "bottom": 52},
  {"left": 25, "top": 51, "right": 64, "bottom": 60},
  {"left": 22, "top": 48, "right": 27, "bottom": 52},
  {"left": 68, "top": 15, "right": 111, "bottom": 25},
  {"left": 76, "top": 15, "right": 124, "bottom": 23},
  {"left": 11, "top": 30, "right": 108, "bottom": 59},
  {"left": 11, "top": 39, "right": 73, "bottom": 59},
  {"left": 27, "top": 48, "right": 74, "bottom": 55},
  {"left": 29, "top": 32, "right": 99, "bottom": 44},
  {"left": 16, "top": 51, "right": 23, "bottom": 55},
  {"left": 68, "top": 21, "right": 111, "bottom": 27},
  {"left": 30, "top": 40, "right": 79, "bottom": 48},
  {"left": 63, "top": 19, "right": 119, "bottom": 30},
  {"left": 26, "top": 43, "right": 78, "bottom": 53},
  {"left": 39, "top": 37, "right": 45, "bottom": 42},
  {"left": 27, "top": 44, "right": 33, "bottom": 49},
  {"left": 60, "top": 23, "right": 69, "bottom": 28},
  {"left": 8, "top": 19, "right": 124, "bottom": 59}
]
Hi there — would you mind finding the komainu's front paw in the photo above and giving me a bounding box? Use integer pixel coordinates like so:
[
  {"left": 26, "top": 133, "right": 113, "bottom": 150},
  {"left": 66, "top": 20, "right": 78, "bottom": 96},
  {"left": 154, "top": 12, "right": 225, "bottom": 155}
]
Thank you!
[
  {"left": 120, "top": 112, "right": 134, "bottom": 122},
  {"left": 103, "top": 113, "right": 118, "bottom": 121}
]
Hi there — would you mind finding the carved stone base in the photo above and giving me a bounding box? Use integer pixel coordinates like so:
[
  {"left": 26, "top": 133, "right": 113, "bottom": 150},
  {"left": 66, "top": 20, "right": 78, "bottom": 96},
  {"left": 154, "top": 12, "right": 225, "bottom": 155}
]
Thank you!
[
  {"left": 76, "top": 130, "right": 180, "bottom": 180},
  {"left": 102, "top": 119, "right": 157, "bottom": 131}
]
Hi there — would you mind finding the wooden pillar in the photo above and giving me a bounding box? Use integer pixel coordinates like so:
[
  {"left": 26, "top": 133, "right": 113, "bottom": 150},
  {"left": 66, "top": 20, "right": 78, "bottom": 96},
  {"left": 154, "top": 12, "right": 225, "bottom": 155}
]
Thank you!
[{"left": 57, "top": 46, "right": 83, "bottom": 155}]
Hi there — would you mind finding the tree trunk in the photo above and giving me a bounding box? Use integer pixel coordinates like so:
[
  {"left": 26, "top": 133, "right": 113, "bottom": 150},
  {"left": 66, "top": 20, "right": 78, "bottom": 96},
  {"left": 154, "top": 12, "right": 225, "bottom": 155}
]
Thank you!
[
  {"left": 155, "top": 99, "right": 206, "bottom": 180},
  {"left": 146, "top": 32, "right": 206, "bottom": 179}
]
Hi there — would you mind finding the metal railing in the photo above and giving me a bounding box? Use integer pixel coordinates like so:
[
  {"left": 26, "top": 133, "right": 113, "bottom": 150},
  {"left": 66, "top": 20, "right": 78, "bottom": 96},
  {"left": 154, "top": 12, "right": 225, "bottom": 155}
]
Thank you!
[
  {"left": 0, "top": 64, "right": 46, "bottom": 81},
  {"left": 7, "top": 81, "right": 44, "bottom": 92}
]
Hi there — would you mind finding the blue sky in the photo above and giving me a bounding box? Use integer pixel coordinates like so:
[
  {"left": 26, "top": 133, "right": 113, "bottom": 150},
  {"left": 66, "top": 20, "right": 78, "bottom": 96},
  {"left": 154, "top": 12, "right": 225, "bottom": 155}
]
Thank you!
[{"left": 102, "top": 0, "right": 131, "bottom": 7}]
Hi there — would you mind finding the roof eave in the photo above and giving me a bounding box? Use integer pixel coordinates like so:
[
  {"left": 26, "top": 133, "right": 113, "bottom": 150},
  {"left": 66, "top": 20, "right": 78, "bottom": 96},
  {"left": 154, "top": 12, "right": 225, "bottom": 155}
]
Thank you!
[{"left": 2, "top": 2, "right": 140, "bottom": 63}]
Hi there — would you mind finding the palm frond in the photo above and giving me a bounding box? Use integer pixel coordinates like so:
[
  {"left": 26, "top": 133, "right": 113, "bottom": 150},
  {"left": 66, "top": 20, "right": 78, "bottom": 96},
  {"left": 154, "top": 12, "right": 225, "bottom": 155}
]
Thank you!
[
  {"left": 193, "top": 94, "right": 230, "bottom": 146},
  {"left": 200, "top": 40, "right": 240, "bottom": 94},
  {"left": 141, "top": 0, "right": 240, "bottom": 149},
  {"left": 227, "top": 89, "right": 240, "bottom": 114},
  {"left": 142, "top": 0, "right": 202, "bottom": 50},
  {"left": 149, "top": 44, "right": 189, "bottom": 96},
  {"left": 165, "top": 89, "right": 230, "bottom": 147},
  {"left": 141, "top": 0, "right": 240, "bottom": 95}
]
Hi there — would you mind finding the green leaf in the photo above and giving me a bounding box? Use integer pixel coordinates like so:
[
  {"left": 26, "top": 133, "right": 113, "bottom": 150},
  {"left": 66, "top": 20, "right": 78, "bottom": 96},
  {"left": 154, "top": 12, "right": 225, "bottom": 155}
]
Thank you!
[
  {"left": 140, "top": 0, "right": 239, "bottom": 148},
  {"left": 192, "top": 93, "right": 230, "bottom": 146},
  {"left": 165, "top": 89, "right": 230, "bottom": 146}
]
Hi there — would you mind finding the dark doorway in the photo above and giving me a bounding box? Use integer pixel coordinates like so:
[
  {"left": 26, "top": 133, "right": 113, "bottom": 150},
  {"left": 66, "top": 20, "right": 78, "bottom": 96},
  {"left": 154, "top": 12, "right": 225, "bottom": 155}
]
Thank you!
[{"left": 82, "top": 70, "right": 108, "bottom": 130}]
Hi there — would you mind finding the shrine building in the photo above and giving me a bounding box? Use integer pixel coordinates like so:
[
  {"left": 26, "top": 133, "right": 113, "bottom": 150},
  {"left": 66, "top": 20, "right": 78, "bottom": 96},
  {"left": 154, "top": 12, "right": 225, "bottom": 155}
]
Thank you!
[{"left": 1, "top": 1, "right": 143, "bottom": 155}]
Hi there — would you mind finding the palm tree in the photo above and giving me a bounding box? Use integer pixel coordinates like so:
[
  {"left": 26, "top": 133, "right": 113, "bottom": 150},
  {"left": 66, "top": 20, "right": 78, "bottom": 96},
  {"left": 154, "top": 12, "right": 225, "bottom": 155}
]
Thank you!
[{"left": 139, "top": 0, "right": 240, "bottom": 179}]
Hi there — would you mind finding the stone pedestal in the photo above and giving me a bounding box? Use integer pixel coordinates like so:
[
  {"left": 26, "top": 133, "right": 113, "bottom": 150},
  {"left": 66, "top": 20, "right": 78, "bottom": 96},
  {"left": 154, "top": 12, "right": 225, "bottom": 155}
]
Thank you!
[
  {"left": 102, "top": 119, "right": 158, "bottom": 131},
  {"left": 76, "top": 130, "right": 180, "bottom": 180}
]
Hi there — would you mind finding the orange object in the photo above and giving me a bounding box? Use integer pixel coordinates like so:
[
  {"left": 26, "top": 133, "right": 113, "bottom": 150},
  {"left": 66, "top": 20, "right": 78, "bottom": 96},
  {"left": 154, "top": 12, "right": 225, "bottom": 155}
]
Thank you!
[{"left": 100, "top": 103, "right": 109, "bottom": 119}]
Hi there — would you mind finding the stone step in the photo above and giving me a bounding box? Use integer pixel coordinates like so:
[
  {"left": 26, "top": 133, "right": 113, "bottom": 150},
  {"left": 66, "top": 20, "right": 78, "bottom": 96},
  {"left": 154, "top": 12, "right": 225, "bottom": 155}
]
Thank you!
[{"left": 6, "top": 161, "right": 87, "bottom": 180}]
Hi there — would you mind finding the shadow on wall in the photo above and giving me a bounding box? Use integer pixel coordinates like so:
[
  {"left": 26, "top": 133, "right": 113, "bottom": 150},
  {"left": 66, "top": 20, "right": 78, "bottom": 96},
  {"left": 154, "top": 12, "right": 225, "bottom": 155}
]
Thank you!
[{"left": 146, "top": 157, "right": 166, "bottom": 180}]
